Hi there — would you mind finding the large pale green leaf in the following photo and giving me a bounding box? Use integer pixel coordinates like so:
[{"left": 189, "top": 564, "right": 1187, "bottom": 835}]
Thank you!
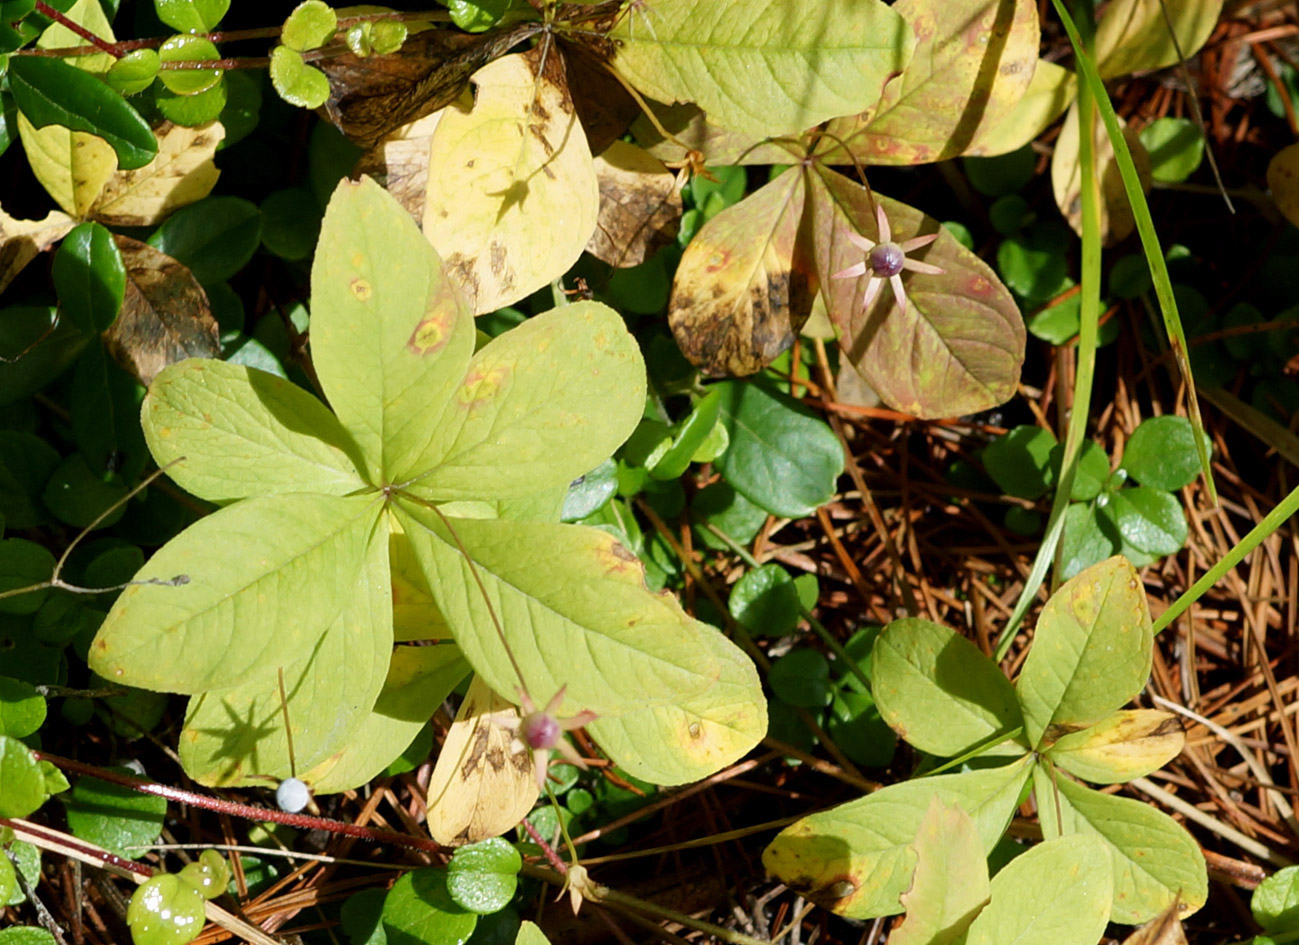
[
  {"left": 304, "top": 644, "right": 470, "bottom": 793},
  {"left": 808, "top": 167, "right": 1023, "bottom": 418},
  {"left": 404, "top": 302, "right": 645, "bottom": 501},
  {"left": 872, "top": 617, "right": 1022, "bottom": 756},
  {"left": 890, "top": 798, "right": 989, "bottom": 945},
  {"left": 311, "top": 176, "right": 475, "bottom": 485},
  {"left": 178, "top": 523, "right": 391, "bottom": 786},
  {"left": 762, "top": 755, "right": 1032, "bottom": 919},
  {"left": 668, "top": 169, "right": 813, "bottom": 376},
  {"left": 394, "top": 504, "right": 721, "bottom": 717},
  {"left": 143, "top": 359, "right": 366, "bottom": 503},
  {"left": 1046, "top": 709, "right": 1185, "bottom": 785},
  {"left": 609, "top": 0, "right": 913, "bottom": 137},
  {"left": 1094, "top": 0, "right": 1223, "bottom": 79},
  {"left": 587, "top": 623, "right": 766, "bottom": 785},
  {"left": 963, "top": 834, "right": 1112, "bottom": 945},
  {"left": 1016, "top": 556, "right": 1152, "bottom": 749},
  {"left": 818, "top": 0, "right": 1040, "bottom": 165},
  {"left": 632, "top": 104, "right": 808, "bottom": 167},
  {"left": 89, "top": 493, "right": 383, "bottom": 694},
  {"left": 962, "top": 60, "right": 1076, "bottom": 157},
  {"left": 1036, "top": 768, "right": 1207, "bottom": 923}
]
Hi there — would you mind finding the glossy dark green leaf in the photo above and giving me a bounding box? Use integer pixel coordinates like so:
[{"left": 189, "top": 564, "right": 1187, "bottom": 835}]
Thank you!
[
  {"left": 0, "top": 676, "right": 45, "bottom": 738},
  {"left": 1059, "top": 503, "right": 1121, "bottom": 582},
  {"left": 1105, "top": 486, "right": 1187, "bottom": 557},
  {"left": 825, "top": 686, "right": 895, "bottom": 767},
  {"left": 0, "top": 539, "right": 54, "bottom": 615},
  {"left": 217, "top": 70, "right": 261, "bottom": 148},
  {"left": 259, "top": 186, "right": 322, "bottom": 261},
  {"left": 1108, "top": 254, "right": 1153, "bottom": 300},
  {"left": 70, "top": 344, "right": 148, "bottom": 482},
  {"left": 1139, "top": 117, "right": 1204, "bottom": 184},
  {"left": 446, "top": 838, "right": 522, "bottom": 915},
  {"left": 147, "top": 196, "right": 261, "bottom": 286},
  {"left": 0, "top": 306, "right": 90, "bottom": 407},
  {"left": 0, "top": 432, "right": 59, "bottom": 529},
  {"left": 982, "top": 425, "right": 1057, "bottom": 500},
  {"left": 691, "top": 482, "right": 768, "bottom": 551},
  {"left": 41, "top": 454, "right": 128, "bottom": 530},
  {"left": 7, "top": 56, "right": 157, "bottom": 170},
  {"left": 0, "top": 735, "right": 47, "bottom": 818},
  {"left": 64, "top": 771, "right": 167, "bottom": 859},
  {"left": 1050, "top": 440, "right": 1110, "bottom": 502},
  {"left": 155, "top": 0, "right": 229, "bottom": 32},
  {"left": 650, "top": 389, "right": 722, "bottom": 481},
  {"left": 769, "top": 648, "right": 832, "bottom": 708},
  {"left": 1120, "top": 415, "right": 1202, "bottom": 491},
  {"left": 715, "top": 380, "right": 844, "bottom": 518},
  {"left": 53, "top": 222, "right": 126, "bottom": 334},
  {"left": 729, "top": 563, "right": 801, "bottom": 637},
  {"left": 0, "top": 1, "right": 38, "bottom": 54},
  {"left": 383, "top": 868, "right": 477, "bottom": 945},
  {"left": 997, "top": 236, "right": 1070, "bottom": 303},
  {"left": 340, "top": 887, "right": 388, "bottom": 945}
]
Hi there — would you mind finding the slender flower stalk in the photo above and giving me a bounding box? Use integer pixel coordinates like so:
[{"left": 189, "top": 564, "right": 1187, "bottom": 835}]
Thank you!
[{"left": 832, "top": 204, "right": 944, "bottom": 314}]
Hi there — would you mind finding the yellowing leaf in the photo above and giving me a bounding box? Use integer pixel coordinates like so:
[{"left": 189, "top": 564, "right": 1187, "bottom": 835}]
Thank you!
[
  {"left": 632, "top": 103, "right": 806, "bottom": 167},
  {"left": 1095, "top": 0, "right": 1223, "bottom": 79},
  {"left": 1051, "top": 99, "right": 1151, "bottom": 245},
  {"left": 669, "top": 169, "right": 813, "bottom": 376},
  {"left": 587, "top": 624, "right": 766, "bottom": 785},
  {"left": 963, "top": 59, "right": 1076, "bottom": 157},
  {"left": 819, "top": 0, "right": 1040, "bottom": 165},
  {"left": 38, "top": 0, "right": 116, "bottom": 73},
  {"left": 427, "top": 674, "right": 537, "bottom": 846},
  {"left": 587, "top": 140, "right": 681, "bottom": 268},
  {"left": 1047, "top": 709, "right": 1185, "bottom": 784},
  {"left": 390, "top": 523, "right": 452, "bottom": 643},
  {"left": 89, "top": 122, "right": 224, "bottom": 227},
  {"left": 891, "top": 799, "right": 989, "bottom": 945},
  {"left": 18, "top": 114, "right": 117, "bottom": 218},
  {"left": 609, "top": 0, "right": 913, "bottom": 137},
  {"left": 0, "top": 207, "right": 76, "bottom": 294},
  {"left": 1268, "top": 142, "right": 1299, "bottom": 228},
  {"left": 422, "top": 49, "right": 598, "bottom": 314}
]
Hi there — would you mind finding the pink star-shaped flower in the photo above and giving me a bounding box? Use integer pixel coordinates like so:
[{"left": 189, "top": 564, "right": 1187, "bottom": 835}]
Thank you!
[
  {"left": 498, "top": 686, "right": 597, "bottom": 792},
  {"left": 831, "top": 204, "right": 945, "bottom": 315}
]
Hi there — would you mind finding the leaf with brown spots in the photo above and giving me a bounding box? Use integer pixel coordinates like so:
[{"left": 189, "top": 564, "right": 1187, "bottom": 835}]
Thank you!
[
  {"left": 586, "top": 140, "right": 681, "bottom": 268},
  {"left": 808, "top": 167, "right": 1023, "bottom": 418},
  {"left": 88, "top": 121, "right": 224, "bottom": 227},
  {"left": 1045, "top": 708, "right": 1185, "bottom": 784},
  {"left": 1051, "top": 100, "right": 1151, "bottom": 245},
  {"left": 817, "top": 0, "right": 1040, "bottom": 166},
  {"left": 426, "top": 674, "right": 538, "bottom": 846},
  {"left": 0, "top": 207, "right": 76, "bottom": 295},
  {"left": 421, "top": 47, "right": 600, "bottom": 314},
  {"left": 669, "top": 168, "right": 814, "bottom": 376},
  {"left": 103, "top": 236, "right": 219, "bottom": 387}
]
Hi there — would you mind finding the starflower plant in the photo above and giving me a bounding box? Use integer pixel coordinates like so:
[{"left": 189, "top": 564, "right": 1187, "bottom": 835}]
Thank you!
[
  {"left": 88, "top": 177, "right": 765, "bottom": 797},
  {"left": 831, "top": 204, "right": 944, "bottom": 315}
]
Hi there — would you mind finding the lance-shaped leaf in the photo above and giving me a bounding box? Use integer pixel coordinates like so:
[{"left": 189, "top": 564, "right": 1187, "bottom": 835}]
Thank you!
[
  {"left": 817, "top": 0, "right": 1040, "bottom": 165},
  {"left": 963, "top": 834, "right": 1112, "bottom": 945},
  {"left": 963, "top": 60, "right": 1076, "bottom": 157},
  {"left": 609, "top": 0, "right": 913, "bottom": 138},
  {"left": 17, "top": 113, "right": 117, "bottom": 218},
  {"left": 393, "top": 504, "right": 721, "bottom": 717},
  {"left": 1094, "top": 0, "right": 1223, "bottom": 79},
  {"left": 809, "top": 167, "right": 1023, "bottom": 417},
  {"left": 311, "top": 176, "right": 476, "bottom": 485},
  {"left": 1035, "top": 767, "right": 1207, "bottom": 923},
  {"left": 1016, "top": 556, "right": 1152, "bottom": 749},
  {"left": 587, "top": 140, "right": 681, "bottom": 268},
  {"left": 587, "top": 623, "right": 766, "bottom": 785},
  {"left": 405, "top": 301, "right": 645, "bottom": 502},
  {"left": 143, "top": 359, "right": 366, "bottom": 503},
  {"left": 890, "top": 799, "right": 989, "bottom": 945},
  {"left": 89, "top": 493, "right": 384, "bottom": 694},
  {"left": 88, "top": 121, "right": 224, "bottom": 227},
  {"left": 632, "top": 103, "right": 809, "bottom": 167},
  {"left": 52, "top": 222, "right": 125, "bottom": 334},
  {"left": 0, "top": 207, "right": 76, "bottom": 294},
  {"left": 178, "top": 525, "right": 391, "bottom": 786},
  {"left": 762, "top": 755, "right": 1032, "bottom": 919},
  {"left": 872, "top": 617, "right": 1022, "bottom": 756},
  {"left": 1046, "top": 709, "right": 1185, "bottom": 785},
  {"left": 1052, "top": 101, "right": 1151, "bottom": 245},
  {"left": 669, "top": 169, "right": 814, "bottom": 376},
  {"left": 422, "top": 49, "right": 598, "bottom": 314},
  {"left": 305, "top": 643, "right": 470, "bottom": 793}
]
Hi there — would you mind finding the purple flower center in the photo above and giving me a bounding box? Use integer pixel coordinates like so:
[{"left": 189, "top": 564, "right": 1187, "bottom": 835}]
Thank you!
[
  {"left": 522, "top": 711, "right": 560, "bottom": 750},
  {"left": 869, "top": 242, "right": 905, "bottom": 278}
]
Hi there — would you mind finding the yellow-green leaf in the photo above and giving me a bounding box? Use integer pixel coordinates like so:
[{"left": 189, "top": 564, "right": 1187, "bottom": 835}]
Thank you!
[
  {"left": 1047, "top": 709, "right": 1185, "bottom": 784},
  {"left": 88, "top": 121, "right": 224, "bottom": 227},
  {"left": 1094, "top": 0, "right": 1223, "bottom": 79},
  {"left": 1051, "top": 100, "right": 1151, "bottom": 245},
  {"left": 18, "top": 114, "right": 116, "bottom": 218},
  {"left": 890, "top": 798, "right": 989, "bottom": 945},
  {"left": 963, "top": 60, "right": 1076, "bottom": 157}
]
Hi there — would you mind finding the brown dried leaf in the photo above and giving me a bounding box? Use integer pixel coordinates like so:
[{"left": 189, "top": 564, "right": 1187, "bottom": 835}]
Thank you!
[
  {"left": 0, "top": 207, "right": 76, "bottom": 295},
  {"left": 669, "top": 169, "right": 814, "bottom": 376},
  {"left": 1119, "top": 896, "right": 1188, "bottom": 945},
  {"left": 1051, "top": 100, "right": 1151, "bottom": 245},
  {"left": 564, "top": 43, "right": 641, "bottom": 157},
  {"left": 317, "top": 23, "right": 540, "bottom": 149},
  {"left": 352, "top": 109, "right": 447, "bottom": 224},
  {"left": 587, "top": 140, "right": 681, "bottom": 268},
  {"left": 105, "top": 236, "right": 219, "bottom": 386},
  {"left": 88, "top": 121, "right": 224, "bottom": 227}
]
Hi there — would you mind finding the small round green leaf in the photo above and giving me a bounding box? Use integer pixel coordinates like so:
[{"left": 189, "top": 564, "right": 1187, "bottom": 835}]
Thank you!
[
  {"left": 177, "top": 850, "right": 230, "bottom": 900},
  {"left": 155, "top": 0, "right": 230, "bottom": 32},
  {"left": 769, "top": 648, "right": 831, "bottom": 708},
  {"left": 1106, "top": 486, "right": 1187, "bottom": 557},
  {"left": 691, "top": 482, "right": 768, "bottom": 551},
  {"left": 155, "top": 76, "right": 228, "bottom": 126},
  {"left": 282, "top": 0, "right": 338, "bottom": 51},
  {"left": 147, "top": 196, "right": 261, "bottom": 286},
  {"left": 0, "top": 929, "right": 58, "bottom": 945},
  {"left": 64, "top": 772, "right": 167, "bottom": 859},
  {"left": 218, "top": 71, "right": 261, "bottom": 147},
  {"left": 371, "top": 20, "right": 407, "bottom": 54},
  {"left": 41, "top": 454, "right": 128, "bottom": 530},
  {"left": 825, "top": 686, "right": 895, "bottom": 767},
  {"left": 259, "top": 186, "right": 323, "bottom": 261},
  {"left": 1253, "top": 865, "right": 1299, "bottom": 933},
  {"left": 382, "top": 868, "right": 478, "bottom": 945},
  {"left": 729, "top": 563, "right": 801, "bottom": 636},
  {"left": 269, "top": 46, "right": 331, "bottom": 109},
  {"left": 0, "top": 539, "right": 54, "bottom": 616},
  {"left": 963, "top": 146, "right": 1035, "bottom": 197},
  {"left": 127, "top": 873, "right": 206, "bottom": 945},
  {"left": 1059, "top": 502, "right": 1118, "bottom": 580},
  {"left": 0, "top": 676, "right": 45, "bottom": 738},
  {"left": 0, "top": 846, "right": 15, "bottom": 904},
  {"left": 1108, "top": 254, "right": 1152, "bottom": 299},
  {"left": 0, "top": 735, "right": 47, "bottom": 818},
  {"left": 1139, "top": 117, "right": 1205, "bottom": 184},
  {"left": 106, "top": 50, "right": 161, "bottom": 95},
  {"left": 1120, "top": 415, "right": 1203, "bottom": 491},
  {"left": 1049, "top": 439, "right": 1110, "bottom": 502},
  {"left": 0, "top": 432, "right": 59, "bottom": 530},
  {"left": 53, "top": 222, "right": 126, "bottom": 333},
  {"left": 2, "top": 842, "right": 41, "bottom": 908},
  {"left": 158, "top": 35, "right": 222, "bottom": 95},
  {"left": 341, "top": 887, "right": 388, "bottom": 945},
  {"left": 449, "top": 0, "right": 511, "bottom": 32},
  {"left": 446, "top": 837, "right": 522, "bottom": 915},
  {"left": 997, "top": 236, "right": 1069, "bottom": 302},
  {"left": 982, "top": 425, "right": 1057, "bottom": 499}
]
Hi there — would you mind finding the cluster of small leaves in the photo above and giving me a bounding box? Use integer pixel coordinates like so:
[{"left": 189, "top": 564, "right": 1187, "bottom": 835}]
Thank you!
[
  {"left": 126, "top": 850, "right": 229, "bottom": 945},
  {"left": 764, "top": 556, "right": 1208, "bottom": 934},
  {"left": 979, "top": 415, "right": 1203, "bottom": 576}
]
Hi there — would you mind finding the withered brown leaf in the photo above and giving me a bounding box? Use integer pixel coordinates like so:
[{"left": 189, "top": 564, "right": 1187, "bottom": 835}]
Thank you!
[
  {"left": 104, "top": 236, "right": 219, "bottom": 387},
  {"left": 587, "top": 140, "right": 680, "bottom": 268}
]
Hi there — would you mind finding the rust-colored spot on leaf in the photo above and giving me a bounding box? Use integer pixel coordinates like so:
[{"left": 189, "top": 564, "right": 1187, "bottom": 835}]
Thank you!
[
  {"left": 409, "top": 311, "right": 452, "bottom": 354},
  {"left": 350, "top": 277, "right": 372, "bottom": 301},
  {"left": 457, "top": 365, "right": 510, "bottom": 409}
]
